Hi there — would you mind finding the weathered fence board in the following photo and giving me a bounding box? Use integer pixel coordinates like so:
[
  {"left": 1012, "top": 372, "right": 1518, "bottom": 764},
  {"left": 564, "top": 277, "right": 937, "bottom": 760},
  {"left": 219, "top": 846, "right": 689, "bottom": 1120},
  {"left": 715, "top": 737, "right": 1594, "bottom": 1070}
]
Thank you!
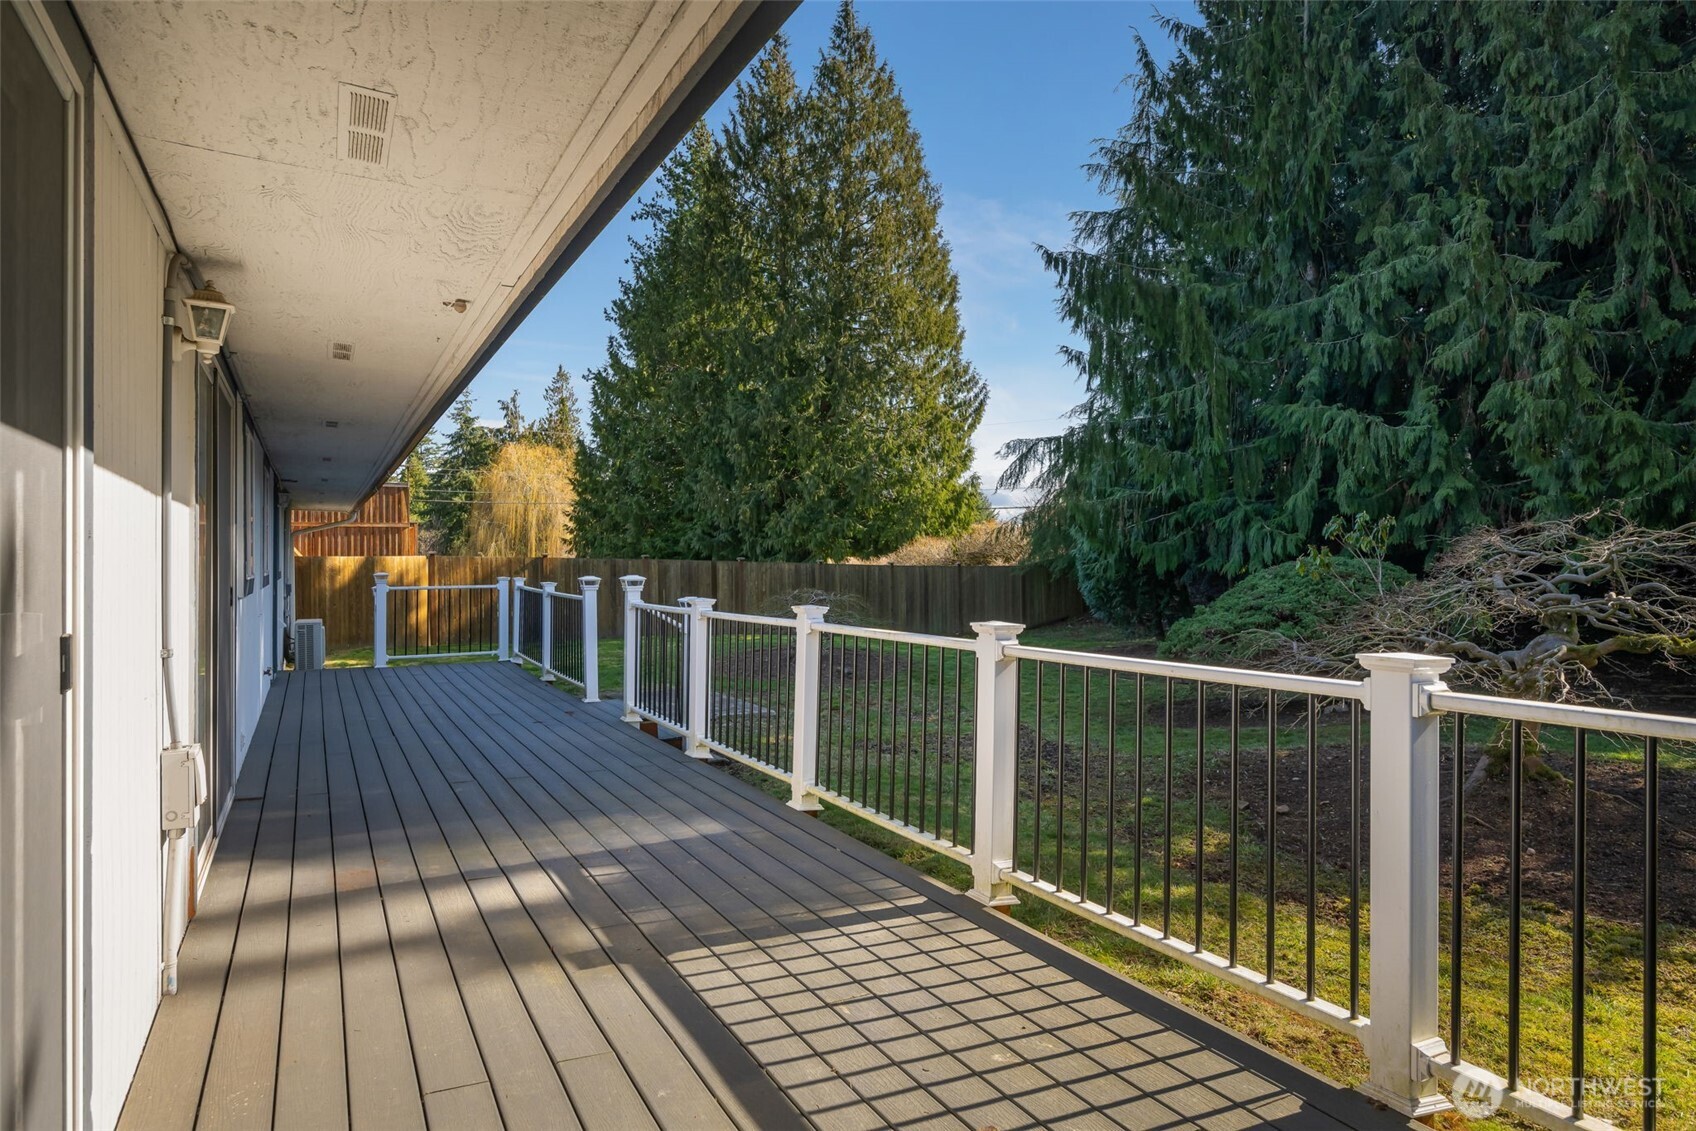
[{"left": 293, "top": 555, "right": 1087, "bottom": 651}]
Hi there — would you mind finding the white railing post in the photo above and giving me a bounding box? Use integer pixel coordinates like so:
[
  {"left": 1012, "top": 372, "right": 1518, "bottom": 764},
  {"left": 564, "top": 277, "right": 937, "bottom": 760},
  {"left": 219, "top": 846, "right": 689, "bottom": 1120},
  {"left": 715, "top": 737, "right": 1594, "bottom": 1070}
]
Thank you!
[
  {"left": 619, "top": 575, "right": 645, "bottom": 722},
  {"left": 539, "top": 581, "right": 557, "bottom": 681},
  {"left": 580, "top": 576, "right": 601, "bottom": 702},
  {"left": 496, "top": 576, "right": 511, "bottom": 662},
  {"left": 968, "top": 620, "right": 1024, "bottom": 908},
  {"left": 680, "top": 597, "right": 716, "bottom": 760},
  {"left": 787, "top": 605, "right": 828, "bottom": 813},
  {"left": 509, "top": 577, "right": 527, "bottom": 664},
  {"left": 372, "top": 572, "right": 389, "bottom": 668},
  {"left": 1358, "top": 652, "right": 1456, "bottom": 1119}
]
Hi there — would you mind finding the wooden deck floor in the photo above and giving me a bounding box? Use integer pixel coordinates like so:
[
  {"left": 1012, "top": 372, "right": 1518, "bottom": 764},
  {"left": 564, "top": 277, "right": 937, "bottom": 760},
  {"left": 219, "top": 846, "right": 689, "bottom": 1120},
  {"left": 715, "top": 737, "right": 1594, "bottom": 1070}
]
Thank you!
[{"left": 118, "top": 663, "right": 1405, "bottom": 1131}]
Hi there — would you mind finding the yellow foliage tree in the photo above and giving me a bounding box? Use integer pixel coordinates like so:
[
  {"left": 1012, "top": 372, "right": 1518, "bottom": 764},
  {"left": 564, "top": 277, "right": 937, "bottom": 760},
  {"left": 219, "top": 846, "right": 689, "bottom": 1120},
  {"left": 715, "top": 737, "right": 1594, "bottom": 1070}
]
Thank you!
[{"left": 465, "top": 441, "right": 574, "bottom": 556}]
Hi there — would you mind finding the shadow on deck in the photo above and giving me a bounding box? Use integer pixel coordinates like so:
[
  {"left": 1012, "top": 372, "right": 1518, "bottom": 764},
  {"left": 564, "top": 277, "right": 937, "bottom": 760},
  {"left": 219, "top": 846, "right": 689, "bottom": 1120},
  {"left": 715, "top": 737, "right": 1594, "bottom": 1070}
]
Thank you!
[{"left": 118, "top": 662, "right": 1407, "bottom": 1131}]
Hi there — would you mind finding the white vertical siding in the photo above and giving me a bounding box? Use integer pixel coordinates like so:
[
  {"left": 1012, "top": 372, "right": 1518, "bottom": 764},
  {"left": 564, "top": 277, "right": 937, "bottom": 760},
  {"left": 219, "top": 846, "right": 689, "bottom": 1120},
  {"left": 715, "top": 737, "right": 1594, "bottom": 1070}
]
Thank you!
[{"left": 89, "top": 108, "right": 169, "bottom": 1131}]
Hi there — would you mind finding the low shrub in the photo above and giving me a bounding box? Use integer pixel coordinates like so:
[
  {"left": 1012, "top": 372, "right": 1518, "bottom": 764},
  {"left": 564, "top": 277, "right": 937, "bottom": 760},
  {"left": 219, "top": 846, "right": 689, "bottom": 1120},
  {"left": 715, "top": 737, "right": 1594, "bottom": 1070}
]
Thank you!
[
  {"left": 1158, "top": 558, "right": 1409, "bottom": 664},
  {"left": 755, "top": 588, "right": 879, "bottom": 627},
  {"left": 868, "top": 520, "right": 1029, "bottom": 567}
]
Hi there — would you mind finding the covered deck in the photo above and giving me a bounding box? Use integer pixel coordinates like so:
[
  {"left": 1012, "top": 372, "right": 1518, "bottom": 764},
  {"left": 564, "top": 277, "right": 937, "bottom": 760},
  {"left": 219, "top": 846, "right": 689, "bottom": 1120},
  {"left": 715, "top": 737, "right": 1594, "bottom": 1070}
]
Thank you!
[{"left": 117, "top": 662, "right": 1402, "bottom": 1131}]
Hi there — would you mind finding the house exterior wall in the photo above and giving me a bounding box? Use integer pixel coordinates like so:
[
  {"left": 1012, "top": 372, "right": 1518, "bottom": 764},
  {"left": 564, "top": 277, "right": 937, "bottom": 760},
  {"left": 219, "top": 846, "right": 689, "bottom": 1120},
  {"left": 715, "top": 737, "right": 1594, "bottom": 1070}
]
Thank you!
[{"left": 60, "top": 27, "right": 288, "bottom": 1130}]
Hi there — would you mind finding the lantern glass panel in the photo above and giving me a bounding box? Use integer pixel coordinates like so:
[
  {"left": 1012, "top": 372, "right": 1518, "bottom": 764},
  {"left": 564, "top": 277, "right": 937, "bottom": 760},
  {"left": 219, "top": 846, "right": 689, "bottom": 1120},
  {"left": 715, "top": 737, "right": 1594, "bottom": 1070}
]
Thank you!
[{"left": 190, "top": 303, "right": 229, "bottom": 343}]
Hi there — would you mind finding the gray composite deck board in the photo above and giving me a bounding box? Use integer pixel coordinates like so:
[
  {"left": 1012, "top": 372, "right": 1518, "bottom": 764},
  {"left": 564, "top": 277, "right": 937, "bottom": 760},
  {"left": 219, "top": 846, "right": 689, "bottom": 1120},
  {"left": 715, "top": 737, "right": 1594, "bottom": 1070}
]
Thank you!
[
  {"left": 121, "top": 662, "right": 1410, "bottom": 1131},
  {"left": 436, "top": 664, "right": 1371, "bottom": 1131}
]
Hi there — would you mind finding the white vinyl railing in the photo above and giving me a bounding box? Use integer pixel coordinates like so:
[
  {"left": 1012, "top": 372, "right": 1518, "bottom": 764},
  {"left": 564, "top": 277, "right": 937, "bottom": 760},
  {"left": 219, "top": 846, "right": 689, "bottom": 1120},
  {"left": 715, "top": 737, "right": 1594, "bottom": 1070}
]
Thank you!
[
  {"left": 505, "top": 575, "right": 600, "bottom": 699},
  {"left": 371, "top": 572, "right": 505, "bottom": 665},
  {"left": 372, "top": 572, "right": 598, "bottom": 702},
  {"left": 611, "top": 575, "right": 1684, "bottom": 1131},
  {"left": 368, "top": 569, "right": 1677, "bottom": 1131}
]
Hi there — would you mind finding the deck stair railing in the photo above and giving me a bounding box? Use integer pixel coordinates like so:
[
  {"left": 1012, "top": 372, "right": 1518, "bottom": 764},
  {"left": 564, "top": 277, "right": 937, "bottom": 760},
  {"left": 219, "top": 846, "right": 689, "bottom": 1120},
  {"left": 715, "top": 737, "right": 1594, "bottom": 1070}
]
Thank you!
[
  {"left": 371, "top": 571, "right": 504, "bottom": 665},
  {"left": 372, "top": 573, "right": 598, "bottom": 702},
  {"left": 611, "top": 575, "right": 1686, "bottom": 1131},
  {"left": 507, "top": 575, "right": 600, "bottom": 699}
]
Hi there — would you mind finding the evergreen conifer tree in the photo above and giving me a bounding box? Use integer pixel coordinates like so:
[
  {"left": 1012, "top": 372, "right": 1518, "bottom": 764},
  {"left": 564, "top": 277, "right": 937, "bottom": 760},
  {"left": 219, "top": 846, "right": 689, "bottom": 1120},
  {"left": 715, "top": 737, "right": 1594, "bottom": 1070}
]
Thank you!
[
  {"left": 424, "top": 393, "right": 498, "bottom": 551},
  {"left": 575, "top": 7, "right": 986, "bottom": 560},
  {"left": 575, "top": 121, "right": 737, "bottom": 556},
  {"left": 1005, "top": 0, "right": 1696, "bottom": 624}
]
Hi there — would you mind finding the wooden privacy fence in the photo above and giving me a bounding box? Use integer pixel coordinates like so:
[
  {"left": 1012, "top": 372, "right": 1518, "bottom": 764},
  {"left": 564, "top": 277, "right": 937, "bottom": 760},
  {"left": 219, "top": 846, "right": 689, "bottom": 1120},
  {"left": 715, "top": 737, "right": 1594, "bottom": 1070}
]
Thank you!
[{"left": 293, "top": 554, "right": 1088, "bottom": 652}]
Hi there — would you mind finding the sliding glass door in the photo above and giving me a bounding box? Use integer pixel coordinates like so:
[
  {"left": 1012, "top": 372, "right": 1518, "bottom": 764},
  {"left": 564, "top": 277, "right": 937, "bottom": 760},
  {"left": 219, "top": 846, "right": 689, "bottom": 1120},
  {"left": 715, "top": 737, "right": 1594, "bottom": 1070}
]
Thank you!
[{"left": 195, "top": 364, "right": 238, "bottom": 853}]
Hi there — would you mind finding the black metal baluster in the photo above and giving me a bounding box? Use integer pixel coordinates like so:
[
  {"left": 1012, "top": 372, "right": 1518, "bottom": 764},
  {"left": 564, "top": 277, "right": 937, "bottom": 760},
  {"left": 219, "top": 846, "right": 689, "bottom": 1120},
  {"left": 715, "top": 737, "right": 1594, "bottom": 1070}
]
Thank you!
[
  {"left": 1306, "top": 694, "right": 1317, "bottom": 1000},
  {"left": 1229, "top": 685, "right": 1240, "bottom": 968},
  {"left": 863, "top": 635, "right": 873, "bottom": 796},
  {"left": 1267, "top": 690, "right": 1278, "bottom": 982},
  {"left": 902, "top": 641, "right": 914, "bottom": 822},
  {"left": 1507, "top": 720, "right": 1523, "bottom": 1090},
  {"left": 754, "top": 625, "right": 765, "bottom": 758},
  {"left": 1572, "top": 727, "right": 1587, "bottom": 1118},
  {"left": 1034, "top": 661, "right": 1045, "bottom": 882},
  {"left": 838, "top": 637, "right": 852, "bottom": 794},
  {"left": 1645, "top": 735, "right": 1659, "bottom": 1131},
  {"left": 918, "top": 645, "right": 931, "bottom": 834},
  {"left": 1081, "top": 669, "right": 1092, "bottom": 904},
  {"left": 1107, "top": 672, "right": 1119, "bottom": 916},
  {"left": 1133, "top": 674, "right": 1145, "bottom": 927},
  {"left": 1196, "top": 680, "right": 1206, "bottom": 948},
  {"left": 1451, "top": 712, "right": 1464, "bottom": 1064},
  {"left": 1349, "top": 699, "right": 1361, "bottom": 1019},
  {"left": 1163, "top": 677, "right": 1173, "bottom": 939},
  {"left": 1057, "top": 664, "right": 1068, "bottom": 892},
  {"left": 952, "top": 647, "right": 964, "bottom": 846},
  {"left": 765, "top": 626, "right": 777, "bottom": 761},
  {"left": 874, "top": 640, "right": 888, "bottom": 811}
]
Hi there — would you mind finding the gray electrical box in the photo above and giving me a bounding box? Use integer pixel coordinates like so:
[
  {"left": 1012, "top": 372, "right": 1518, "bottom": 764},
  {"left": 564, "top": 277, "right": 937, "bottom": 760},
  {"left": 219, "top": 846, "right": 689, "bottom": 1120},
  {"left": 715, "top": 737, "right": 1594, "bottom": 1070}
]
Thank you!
[
  {"left": 296, "top": 618, "right": 325, "bottom": 670},
  {"left": 160, "top": 742, "right": 207, "bottom": 830}
]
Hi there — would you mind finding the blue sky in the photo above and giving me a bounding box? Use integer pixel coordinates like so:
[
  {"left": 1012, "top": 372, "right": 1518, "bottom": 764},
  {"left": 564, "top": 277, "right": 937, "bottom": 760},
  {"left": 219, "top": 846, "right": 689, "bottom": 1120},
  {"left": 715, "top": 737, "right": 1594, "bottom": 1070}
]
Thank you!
[{"left": 465, "top": 1, "right": 1190, "bottom": 508}]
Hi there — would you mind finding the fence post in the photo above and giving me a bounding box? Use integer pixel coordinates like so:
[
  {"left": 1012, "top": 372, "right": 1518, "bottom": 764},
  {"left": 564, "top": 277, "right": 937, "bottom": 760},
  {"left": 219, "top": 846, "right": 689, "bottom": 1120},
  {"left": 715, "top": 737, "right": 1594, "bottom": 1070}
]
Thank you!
[
  {"left": 1358, "top": 652, "right": 1456, "bottom": 1119},
  {"left": 580, "top": 576, "right": 601, "bottom": 702},
  {"left": 787, "top": 605, "right": 829, "bottom": 813},
  {"left": 539, "top": 581, "right": 557, "bottom": 681},
  {"left": 509, "top": 577, "right": 526, "bottom": 664},
  {"left": 968, "top": 620, "right": 1024, "bottom": 908},
  {"left": 496, "top": 576, "right": 510, "bottom": 662},
  {"left": 619, "top": 575, "right": 645, "bottom": 722},
  {"left": 680, "top": 597, "right": 717, "bottom": 760},
  {"left": 372, "top": 572, "right": 389, "bottom": 668}
]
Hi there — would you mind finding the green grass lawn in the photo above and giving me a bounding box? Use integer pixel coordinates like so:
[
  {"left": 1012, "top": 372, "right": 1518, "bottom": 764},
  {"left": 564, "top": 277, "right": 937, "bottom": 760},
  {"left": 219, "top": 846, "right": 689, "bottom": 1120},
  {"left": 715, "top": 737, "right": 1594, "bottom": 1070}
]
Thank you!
[{"left": 328, "top": 618, "right": 1692, "bottom": 1129}]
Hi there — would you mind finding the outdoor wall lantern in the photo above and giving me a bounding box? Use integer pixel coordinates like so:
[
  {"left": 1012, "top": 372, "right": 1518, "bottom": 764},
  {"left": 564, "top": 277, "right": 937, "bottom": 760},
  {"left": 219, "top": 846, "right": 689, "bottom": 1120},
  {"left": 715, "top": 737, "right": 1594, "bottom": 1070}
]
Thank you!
[{"left": 180, "top": 280, "right": 236, "bottom": 357}]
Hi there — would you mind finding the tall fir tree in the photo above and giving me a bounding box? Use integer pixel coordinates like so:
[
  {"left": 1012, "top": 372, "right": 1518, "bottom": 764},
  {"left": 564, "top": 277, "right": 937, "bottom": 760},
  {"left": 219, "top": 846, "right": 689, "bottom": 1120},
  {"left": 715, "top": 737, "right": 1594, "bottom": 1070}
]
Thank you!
[
  {"left": 423, "top": 393, "right": 498, "bottom": 551},
  {"left": 535, "top": 366, "right": 585, "bottom": 460},
  {"left": 780, "top": 1, "right": 985, "bottom": 558},
  {"left": 575, "top": 120, "right": 739, "bottom": 556},
  {"left": 1004, "top": 0, "right": 1696, "bottom": 625},
  {"left": 496, "top": 389, "right": 527, "bottom": 444},
  {"left": 575, "top": 8, "right": 986, "bottom": 560},
  {"left": 399, "top": 435, "right": 436, "bottom": 526}
]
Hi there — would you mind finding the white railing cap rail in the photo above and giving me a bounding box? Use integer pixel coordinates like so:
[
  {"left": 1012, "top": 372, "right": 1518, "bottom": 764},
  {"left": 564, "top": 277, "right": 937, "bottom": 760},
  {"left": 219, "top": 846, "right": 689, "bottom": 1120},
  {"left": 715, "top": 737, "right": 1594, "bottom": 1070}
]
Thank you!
[
  {"left": 631, "top": 598, "right": 689, "bottom": 614},
  {"left": 816, "top": 621, "right": 976, "bottom": 651},
  {"left": 1003, "top": 644, "right": 1368, "bottom": 700},
  {"left": 383, "top": 582, "right": 500, "bottom": 591},
  {"left": 1426, "top": 687, "right": 1696, "bottom": 743},
  {"left": 545, "top": 587, "right": 586, "bottom": 602},
  {"left": 700, "top": 609, "right": 796, "bottom": 628}
]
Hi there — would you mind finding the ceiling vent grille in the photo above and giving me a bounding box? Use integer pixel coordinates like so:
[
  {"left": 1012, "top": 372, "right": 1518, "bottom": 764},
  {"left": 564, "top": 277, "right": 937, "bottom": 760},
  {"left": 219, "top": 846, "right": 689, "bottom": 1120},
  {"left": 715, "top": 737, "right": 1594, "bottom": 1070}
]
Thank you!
[
  {"left": 338, "top": 84, "right": 394, "bottom": 166},
  {"left": 329, "top": 341, "right": 354, "bottom": 361}
]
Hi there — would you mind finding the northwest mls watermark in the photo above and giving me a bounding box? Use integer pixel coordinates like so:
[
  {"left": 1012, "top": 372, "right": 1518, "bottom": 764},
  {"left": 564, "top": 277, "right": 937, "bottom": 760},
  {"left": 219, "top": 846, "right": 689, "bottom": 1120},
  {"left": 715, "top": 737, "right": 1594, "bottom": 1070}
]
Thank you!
[{"left": 1450, "top": 1068, "right": 1664, "bottom": 1119}]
